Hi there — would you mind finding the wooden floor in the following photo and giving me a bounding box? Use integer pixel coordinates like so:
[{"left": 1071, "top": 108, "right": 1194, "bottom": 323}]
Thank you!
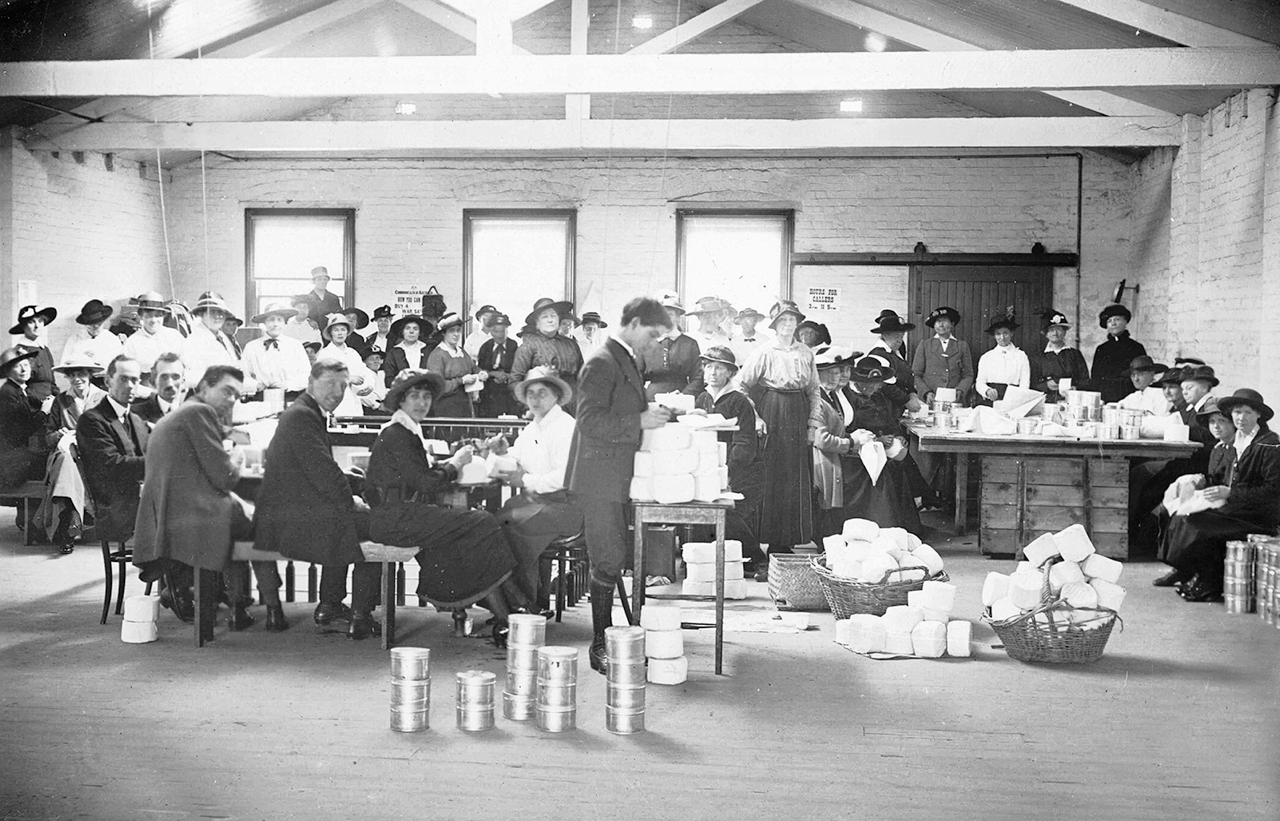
[{"left": 1, "top": 518, "right": 1277, "bottom": 821}]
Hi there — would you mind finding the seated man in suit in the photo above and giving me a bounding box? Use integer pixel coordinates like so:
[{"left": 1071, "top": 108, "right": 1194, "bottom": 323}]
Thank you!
[
  {"left": 76, "top": 355, "right": 149, "bottom": 551},
  {"left": 132, "top": 365, "right": 282, "bottom": 632},
  {"left": 131, "top": 352, "right": 186, "bottom": 426},
  {"left": 254, "top": 360, "right": 382, "bottom": 638},
  {"left": 489, "top": 366, "right": 582, "bottom": 612}
]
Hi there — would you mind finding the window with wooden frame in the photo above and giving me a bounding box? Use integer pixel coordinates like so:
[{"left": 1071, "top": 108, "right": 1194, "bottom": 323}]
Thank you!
[
  {"left": 245, "top": 209, "right": 355, "bottom": 319},
  {"left": 463, "top": 210, "right": 576, "bottom": 324},
  {"left": 676, "top": 210, "right": 794, "bottom": 329}
]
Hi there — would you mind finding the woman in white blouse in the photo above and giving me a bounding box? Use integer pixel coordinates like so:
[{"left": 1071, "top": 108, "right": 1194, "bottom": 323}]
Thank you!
[
  {"left": 976, "top": 314, "right": 1030, "bottom": 405},
  {"left": 316, "top": 314, "right": 375, "bottom": 417}
]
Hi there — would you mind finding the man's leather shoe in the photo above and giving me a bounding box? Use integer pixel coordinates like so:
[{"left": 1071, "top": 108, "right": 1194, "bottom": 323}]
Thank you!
[
  {"left": 314, "top": 601, "right": 353, "bottom": 626},
  {"left": 159, "top": 588, "right": 195, "bottom": 624},
  {"left": 265, "top": 605, "right": 290, "bottom": 633},
  {"left": 57, "top": 542, "right": 74, "bottom": 555},
  {"left": 1152, "top": 568, "right": 1186, "bottom": 587},
  {"left": 228, "top": 607, "right": 255, "bottom": 631},
  {"left": 588, "top": 636, "right": 608, "bottom": 675},
  {"left": 1182, "top": 582, "right": 1224, "bottom": 603},
  {"left": 347, "top": 613, "right": 381, "bottom": 640}
]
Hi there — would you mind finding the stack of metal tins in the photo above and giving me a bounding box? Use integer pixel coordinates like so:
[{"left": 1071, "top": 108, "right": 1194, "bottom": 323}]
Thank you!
[
  {"left": 456, "top": 670, "right": 496, "bottom": 732},
  {"left": 1249, "top": 534, "right": 1280, "bottom": 626},
  {"left": 535, "top": 646, "right": 578, "bottom": 732},
  {"left": 389, "top": 647, "right": 431, "bottom": 732},
  {"left": 503, "top": 613, "right": 546, "bottom": 720},
  {"left": 605, "top": 625, "right": 647, "bottom": 735},
  {"left": 1223, "top": 540, "right": 1257, "bottom": 614}
]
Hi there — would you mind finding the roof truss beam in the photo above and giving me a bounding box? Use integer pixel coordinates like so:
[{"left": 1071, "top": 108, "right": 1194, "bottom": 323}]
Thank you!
[
  {"left": 627, "top": 0, "right": 769, "bottom": 55},
  {"left": 22, "top": 116, "right": 1183, "bottom": 152},
  {"left": 4, "top": 49, "right": 1276, "bottom": 98},
  {"left": 1050, "top": 0, "right": 1271, "bottom": 47}
]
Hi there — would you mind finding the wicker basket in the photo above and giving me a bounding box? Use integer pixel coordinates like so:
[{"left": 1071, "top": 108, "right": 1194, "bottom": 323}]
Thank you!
[
  {"left": 768, "top": 554, "right": 830, "bottom": 611},
  {"left": 810, "top": 556, "right": 947, "bottom": 618},
  {"left": 986, "top": 602, "right": 1119, "bottom": 664}
]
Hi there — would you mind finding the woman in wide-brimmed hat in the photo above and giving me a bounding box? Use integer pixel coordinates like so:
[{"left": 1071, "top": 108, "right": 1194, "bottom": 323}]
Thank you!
[
  {"left": 382, "top": 315, "right": 433, "bottom": 389},
  {"left": 975, "top": 311, "right": 1030, "bottom": 406},
  {"left": 1091, "top": 303, "right": 1148, "bottom": 404},
  {"left": 0, "top": 346, "right": 51, "bottom": 501},
  {"left": 639, "top": 293, "right": 705, "bottom": 400},
  {"left": 364, "top": 368, "right": 534, "bottom": 645},
  {"left": 810, "top": 345, "right": 859, "bottom": 538},
  {"left": 316, "top": 314, "right": 377, "bottom": 416},
  {"left": 687, "top": 296, "right": 734, "bottom": 352},
  {"left": 476, "top": 313, "right": 521, "bottom": 418},
  {"left": 911, "top": 305, "right": 974, "bottom": 406},
  {"left": 796, "top": 320, "right": 831, "bottom": 349},
  {"left": 60, "top": 299, "right": 125, "bottom": 376},
  {"left": 425, "top": 312, "right": 486, "bottom": 418},
  {"left": 180, "top": 292, "right": 251, "bottom": 393},
  {"left": 730, "top": 306, "right": 772, "bottom": 365},
  {"left": 867, "top": 310, "right": 922, "bottom": 416},
  {"left": 1118, "top": 355, "right": 1172, "bottom": 415},
  {"left": 122, "top": 291, "right": 184, "bottom": 383},
  {"left": 735, "top": 299, "right": 821, "bottom": 566},
  {"left": 511, "top": 298, "right": 583, "bottom": 408},
  {"left": 40, "top": 356, "right": 108, "bottom": 553},
  {"left": 363, "top": 305, "right": 396, "bottom": 354},
  {"left": 1163, "top": 388, "right": 1280, "bottom": 603},
  {"left": 1029, "top": 308, "right": 1090, "bottom": 403},
  {"left": 573, "top": 310, "right": 609, "bottom": 360},
  {"left": 10, "top": 304, "right": 58, "bottom": 402},
  {"left": 692, "top": 345, "right": 767, "bottom": 573}
]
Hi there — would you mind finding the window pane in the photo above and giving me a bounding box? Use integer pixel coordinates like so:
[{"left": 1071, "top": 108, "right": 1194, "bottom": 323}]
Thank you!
[
  {"left": 469, "top": 217, "right": 570, "bottom": 321},
  {"left": 681, "top": 215, "right": 787, "bottom": 332},
  {"left": 250, "top": 215, "right": 347, "bottom": 315}
]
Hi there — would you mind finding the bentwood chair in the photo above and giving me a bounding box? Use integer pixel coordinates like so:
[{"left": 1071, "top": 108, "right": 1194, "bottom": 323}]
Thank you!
[{"left": 71, "top": 445, "right": 152, "bottom": 623}]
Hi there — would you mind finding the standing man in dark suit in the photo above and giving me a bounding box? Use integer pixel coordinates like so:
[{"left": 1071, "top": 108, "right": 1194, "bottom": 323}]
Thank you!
[
  {"left": 75, "top": 355, "right": 149, "bottom": 548},
  {"left": 131, "top": 352, "right": 186, "bottom": 426},
  {"left": 133, "top": 365, "right": 281, "bottom": 633},
  {"left": 253, "top": 360, "right": 382, "bottom": 638},
  {"left": 567, "top": 297, "right": 673, "bottom": 674}
]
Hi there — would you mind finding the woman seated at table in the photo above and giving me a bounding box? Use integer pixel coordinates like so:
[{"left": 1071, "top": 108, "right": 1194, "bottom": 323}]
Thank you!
[
  {"left": 41, "top": 356, "right": 106, "bottom": 553},
  {"left": 1163, "top": 389, "right": 1280, "bottom": 603},
  {"left": 365, "top": 369, "right": 532, "bottom": 645},
  {"left": 0, "top": 346, "right": 52, "bottom": 515},
  {"left": 841, "top": 353, "right": 926, "bottom": 536},
  {"left": 425, "top": 312, "right": 487, "bottom": 418}
]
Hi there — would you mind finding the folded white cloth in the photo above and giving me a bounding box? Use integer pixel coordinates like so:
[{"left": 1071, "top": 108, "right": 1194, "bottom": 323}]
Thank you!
[{"left": 859, "top": 440, "right": 887, "bottom": 486}]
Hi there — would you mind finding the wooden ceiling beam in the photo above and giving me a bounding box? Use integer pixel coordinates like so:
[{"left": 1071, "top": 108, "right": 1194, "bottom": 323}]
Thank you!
[
  {"left": 627, "top": 0, "right": 769, "bottom": 55},
  {"left": 23, "top": 116, "right": 1183, "bottom": 152},
  {"left": 1050, "top": 0, "right": 1271, "bottom": 47},
  {"left": 784, "top": 0, "right": 1172, "bottom": 116},
  {"left": 3, "top": 49, "right": 1276, "bottom": 98}
]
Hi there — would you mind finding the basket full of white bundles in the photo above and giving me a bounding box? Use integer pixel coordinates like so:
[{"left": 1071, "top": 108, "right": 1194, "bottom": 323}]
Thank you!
[
  {"left": 630, "top": 423, "right": 728, "bottom": 505},
  {"left": 834, "top": 579, "right": 973, "bottom": 660},
  {"left": 982, "top": 524, "right": 1124, "bottom": 664},
  {"left": 811, "top": 519, "right": 948, "bottom": 618}
]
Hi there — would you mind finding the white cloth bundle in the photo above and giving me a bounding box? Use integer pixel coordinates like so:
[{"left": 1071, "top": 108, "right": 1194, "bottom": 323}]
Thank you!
[
  {"left": 1140, "top": 414, "right": 1171, "bottom": 440},
  {"left": 1055, "top": 524, "right": 1096, "bottom": 563},
  {"left": 882, "top": 604, "right": 924, "bottom": 634},
  {"left": 457, "top": 460, "right": 490, "bottom": 485},
  {"left": 911, "top": 544, "right": 945, "bottom": 575},
  {"left": 1081, "top": 554, "right": 1123, "bottom": 584},
  {"left": 717, "top": 465, "right": 729, "bottom": 489},
  {"left": 911, "top": 621, "right": 948, "bottom": 658},
  {"left": 680, "top": 579, "right": 747, "bottom": 599},
  {"left": 1061, "top": 581, "right": 1099, "bottom": 609},
  {"left": 859, "top": 440, "right": 887, "bottom": 486},
  {"left": 653, "top": 447, "right": 700, "bottom": 475},
  {"left": 629, "top": 476, "right": 653, "bottom": 501},
  {"left": 845, "top": 614, "right": 886, "bottom": 653},
  {"left": 654, "top": 392, "right": 696, "bottom": 413},
  {"left": 946, "top": 620, "right": 972, "bottom": 657},
  {"left": 120, "top": 621, "right": 159, "bottom": 644},
  {"left": 1176, "top": 491, "right": 1228, "bottom": 517},
  {"left": 645, "top": 629, "right": 684, "bottom": 659},
  {"left": 647, "top": 656, "right": 689, "bottom": 685},
  {"left": 1048, "top": 561, "right": 1085, "bottom": 593},
  {"left": 692, "top": 471, "right": 721, "bottom": 501},
  {"left": 122, "top": 595, "right": 160, "bottom": 623},
  {"left": 1009, "top": 572, "right": 1044, "bottom": 610},
  {"left": 639, "top": 604, "right": 682, "bottom": 631},
  {"left": 1163, "top": 422, "right": 1191, "bottom": 442},
  {"left": 1090, "top": 578, "right": 1126, "bottom": 611},
  {"left": 871, "top": 533, "right": 905, "bottom": 559},
  {"left": 654, "top": 474, "right": 696, "bottom": 504},
  {"left": 822, "top": 534, "right": 847, "bottom": 553},
  {"left": 893, "top": 554, "right": 929, "bottom": 583},
  {"left": 859, "top": 552, "right": 900, "bottom": 583},
  {"left": 982, "top": 572, "right": 1010, "bottom": 607},
  {"left": 989, "top": 597, "right": 1022, "bottom": 621},
  {"left": 921, "top": 580, "right": 957, "bottom": 613},
  {"left": 717, "top": 442, "right": 728, "bottom": 466},
  {"left": 487, "top": 453, "right": 519, "bottom": 478},
  {"left": 842, "top": 518, "right": 880, "bottom": 542},
  {"left": 685, "top": 561, "right": 745, "bottom": 583},
  {"left": 962, "top": 406, "right": 1017, "bottom": 435},
  {"left": 883, "top": 631, "right": 914, "bottom": 655},
  {"left": 641, "top": 425, "right": 692, "bottom": 452},
  {"left": 682, "top": 541, "right": 744, "bottom": 563},
  {"left": 1022, "top": 533, "right": 1060, "bottom": 567},
  {"left": 633, "top": 452, "right": 656, "bottom": 477},
  {"left": 880, "top": 527, "right": 912, "bottom": 553},
  {"left": 935, "top": 387, "right": 958, "bottom": 402}
]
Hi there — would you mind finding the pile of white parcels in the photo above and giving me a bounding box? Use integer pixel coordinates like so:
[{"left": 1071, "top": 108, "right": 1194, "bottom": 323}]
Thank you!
[
  {"left": 639, "top": 603, "right": 689, "bottom": 685},
  {"left": 834, "top": 581, "right": 973, "bottom": 659},
  {"left": 630, "top": 424, "right": 729, "bottom": 504},
  {"left": 121, "top": 594, "right": 160, "bottom": 644},
  {"left": 983, "top": 524, "right": 1126, "bottom": 625},
  {"left": 681, "top": 540, "right": 748, "bottom": 599},
  {"left": 821, "top": 518, "right": 945, "bottom": 583}
]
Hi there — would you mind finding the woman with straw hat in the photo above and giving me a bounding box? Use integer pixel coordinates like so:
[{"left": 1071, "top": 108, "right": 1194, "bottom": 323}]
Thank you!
[
  {"left": 122, "top": 292, "right": 184, "bottom": 384},
  {"left": 181, "top": 292, "right": 252, "bottom": 393},
  {"left": 364, "top": 369, "right": 534, "bottom": 645},
  {"left": 510, "top": 298, "right": 582, "bottom": 406},
  {"left": 425, "top": 312, "right": 486, "bottom": 418},
  {"left": 316, "top": 314, "right": 377, "bottom": 417},
  {"left": 736, "top": 300, "right": 820, "bottom": 568},
  {"left": 1030, "top": 309, "right": 1091, "bottom": 404}
]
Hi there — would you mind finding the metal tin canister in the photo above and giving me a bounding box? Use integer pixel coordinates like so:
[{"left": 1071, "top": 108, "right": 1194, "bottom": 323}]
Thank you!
[
  {"left": 456, "top": 670, "right": 496, "bottom": 732},
  {"left": 502, "top": 691, "right": 535, "bottom": 721},
  {"left": 1120, "top": 425, "right": 1141, "bottom": 440},
  {"left": 605, "top": 626, "right": 646, "bottom": 662},
  {"left": 505, "top": 669, "right": 538, "bottom": 697},
  {"left": 1016, "top": 418, "right": 1037, "bottom": 435},
  {"left": 390, "top": 705, "right": 430, "bottom": 733},
  {"left": 605, "top": 706, "right": 646, "bottom": 735},
  {"left": 606, "top": 660, "right": 648, "bottom": 687},
  {"left": 930, "top": 399, "right": 954, "bottom": 416},
  {"left": 606, "top": 683, "right": 647, "bottom": 711},
  {"left": 390, "top": 680, "right": 431, "bottom": 705},
  {"left": 537, "top": 646, "right": 579, "bottom": 681},
  {"left": 1101, "top": 405, "right": 1122, "bottom": 426},
  {"left": 535, "top": 647, "right": 579, "bottom": 733},
  {"left": 389, "top": 647, "right": 431, "bottom": 681},
  {"left": 507, "top": 613, "right": 547, "bottom": 648},
  {"left": 535, "top": 704, "right": 577, "bottom": 732}
]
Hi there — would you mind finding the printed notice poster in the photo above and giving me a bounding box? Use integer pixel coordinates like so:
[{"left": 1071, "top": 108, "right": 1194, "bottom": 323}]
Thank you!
[
  {"left": 393, "top": 288, "right": 429, "bottom": 317},
  {"left": 806, "top": 287, "right": 839, "bottom": 312}
]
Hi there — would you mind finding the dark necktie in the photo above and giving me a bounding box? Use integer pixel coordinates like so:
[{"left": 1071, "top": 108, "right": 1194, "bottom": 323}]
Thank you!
[
  {"left": 744, "top": 338, "right": 755, "bottom": 342},
  {"left": 264, "top": 338, "right": 279, "bottom": 350},
  {"left": 216, "top": 332, "right": 230, "bottom": 352}
]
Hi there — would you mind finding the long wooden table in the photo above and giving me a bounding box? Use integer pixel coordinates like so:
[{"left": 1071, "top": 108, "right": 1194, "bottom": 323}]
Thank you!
[{"left": 912, "top": 425, "right": 1200, "bottom": 558}]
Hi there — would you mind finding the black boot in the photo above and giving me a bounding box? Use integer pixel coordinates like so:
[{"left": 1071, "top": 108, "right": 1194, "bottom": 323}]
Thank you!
[{"left": 588, "top": 577, "right": 615, "bottom": 675}]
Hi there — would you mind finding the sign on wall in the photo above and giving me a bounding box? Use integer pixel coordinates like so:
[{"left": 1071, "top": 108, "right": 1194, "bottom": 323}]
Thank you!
[
  {"left": 393, "top": 287, "right": 429, "bottom": 317},
  {"left": 805, "top": 286, "right": 840, "bottom": 313}
]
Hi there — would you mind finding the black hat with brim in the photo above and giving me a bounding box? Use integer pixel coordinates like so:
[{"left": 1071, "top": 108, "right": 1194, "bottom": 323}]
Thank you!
[
  {"left": 797, "top": 320, "right": 832, "bottom": 345},
  {"left": 1180, "top": 365, "right": 1220, "bottom": 388},
  {"left": 849, "top": 354, "right": 895, "bottom": 383},
  {"left": 0, "top": 345, "right": 40, "bottom": 374},
  {"left": 1098, "top": 303, "right": 1132, "bottom": 329},
  {"left": 1218, "top": 389, "right": 1274, "bottom": 423},
  {"left": 1121, "top": 355, "right": 1170, "bottom": 376},
  {"left": 389, "top": 315, "right": 432, "bottom": 340},
  {"left": 524, "top": 299, "right": 574, "bottom": 329},
  {"left": 984, "top": 318, "right": 1020, "bottom": 335},
  {"left": 75, "top": 299, "right": 114, "bottom": 326},
  {"left": 925, "top": 307, "right": 961, "bottom": 328},
  {"left": 385, "top": 368, "right": 446, "bottom": 410},
  {"left": 344, "top": 307, "right": 370, "bottom": 330},
  {"left": 698, "top": 345, "right": 739, "bottom": 372},
  {"left": 870, "top": 310, "right": 914, "bottom": 334},
  {"left": 10, "top": 305, "right": 57, "bottom": 335}
]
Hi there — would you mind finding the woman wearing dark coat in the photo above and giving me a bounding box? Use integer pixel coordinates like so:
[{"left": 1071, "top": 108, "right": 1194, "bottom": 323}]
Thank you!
[
  {"left": 476, "top": 314, "right": 521, "bottom": 418},
  {"left": 0, "top": 346, "right": 50, "bottom": 492},
  {"left": 381, "top": 316, "right": 433, "bottom": 389},
  {"left": 10, "top": 305, "right": 59, "bottom": 402},
  {"left": 694, "top": 346, "right": 767, "bottom": 571},
  {"left": 364, "top": 369, "right": 530, "bottom": 643},
  {"left": 1163, "top": 389, "right": 1280, "bottom": 602},
  {"left": 1091, "top": 304, "right": 1146, "bottom": 404},
  {"left": 253, "top": 362, "right": 381, "bottom": 637},
  {"left": 1029, "top": 309, "right": 1090, "bottom": 403}
]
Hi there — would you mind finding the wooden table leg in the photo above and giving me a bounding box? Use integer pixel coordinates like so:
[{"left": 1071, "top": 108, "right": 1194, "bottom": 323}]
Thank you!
[
  {"left": 714, "top": 512, "right": 725, "bottom": 676},
  {"left": 631, "top": 508, "right": 646, "bottom": 626},
  {"left": 381, "top": 561, "right": 396, "bottom": 651},
  {"left": 954, "top": 452, "right": 970, "bottom": 537}
]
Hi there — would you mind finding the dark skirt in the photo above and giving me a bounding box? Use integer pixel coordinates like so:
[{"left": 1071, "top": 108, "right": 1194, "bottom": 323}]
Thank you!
[
  {"left": 1164, "top": 509, "right": 1268, "bottom": 581},
  {"left": 433, "top": 391, "right": 475, "bottom": 418},
  {"left": 756, "top": 388, "right": 813, "bottom": 548},
  {"left": 370, "top": 503, "right": 515, "bottom": 608},
  {"left": 841, "top": 456, "right": 926, "bottom": 537}
]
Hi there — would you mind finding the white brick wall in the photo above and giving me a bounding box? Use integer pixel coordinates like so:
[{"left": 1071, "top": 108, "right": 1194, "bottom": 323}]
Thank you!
[
  {"left": 163, "top": 153, "right": 1126, "bottom": 345},
  {"left": 4, "top": 139, "right": 170, "bottom": 359}
]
